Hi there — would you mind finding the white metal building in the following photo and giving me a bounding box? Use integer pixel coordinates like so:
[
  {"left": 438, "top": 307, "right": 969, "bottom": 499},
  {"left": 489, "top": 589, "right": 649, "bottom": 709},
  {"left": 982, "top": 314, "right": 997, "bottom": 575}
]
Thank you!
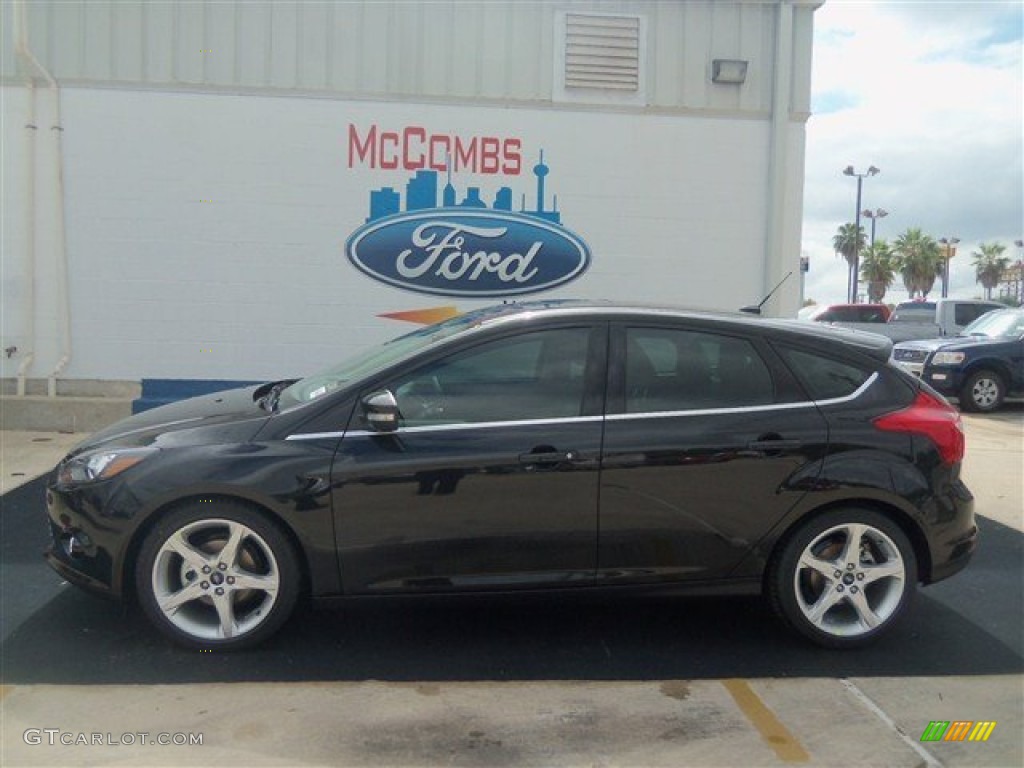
[{"left": 1, "top": 0, "right": 821, "bottom": 413}]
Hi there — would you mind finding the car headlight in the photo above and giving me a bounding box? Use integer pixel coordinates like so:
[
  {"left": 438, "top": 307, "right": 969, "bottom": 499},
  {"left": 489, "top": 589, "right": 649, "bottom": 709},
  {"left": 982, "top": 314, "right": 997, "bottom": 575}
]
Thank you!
[
  {"left": 930, "top": 351, "right": 966, "bottom": 366},
  {"left": 58, "top": 447, "right": 156, "bottom": 485}
]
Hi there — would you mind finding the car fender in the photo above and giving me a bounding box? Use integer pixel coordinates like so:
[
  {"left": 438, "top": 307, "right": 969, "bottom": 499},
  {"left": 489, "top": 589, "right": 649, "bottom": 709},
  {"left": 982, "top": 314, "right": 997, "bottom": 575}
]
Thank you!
[
  {"left": 728, "top": 447, "right": 933, "bottom": 580},
  {"left": 108, "top": 443, "right": 341, "bottom": 599}
]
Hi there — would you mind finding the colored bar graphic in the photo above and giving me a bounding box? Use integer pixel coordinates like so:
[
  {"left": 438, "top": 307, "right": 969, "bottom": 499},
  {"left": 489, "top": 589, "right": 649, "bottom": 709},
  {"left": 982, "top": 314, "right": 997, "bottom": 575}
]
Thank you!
[
  {"left": 920, "top": 721, "right": 949, "bottom": 742},
  {"left": 944, "top": 721, "right": 973, "bottom": 741},
  {"left": 968, "top": 722, "right": 996, "bottom": 742},
  {"left": 920, "top": 720, "right": 997, "bottom": 743}
]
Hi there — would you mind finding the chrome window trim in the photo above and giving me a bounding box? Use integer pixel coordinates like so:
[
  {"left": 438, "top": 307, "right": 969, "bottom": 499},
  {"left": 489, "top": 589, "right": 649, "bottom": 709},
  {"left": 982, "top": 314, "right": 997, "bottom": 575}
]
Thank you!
[
  {"left": 285, "top": 415, "right": 604, "bottom": 441},
  {"left": 608, "top": 371, "right": 877, "bottom": 422},
  {"left": 284, "top": 431, "right": 348, "bottom": 441},
  {"left": 284, "top": 373, "right": 878, "bottom": 440}
]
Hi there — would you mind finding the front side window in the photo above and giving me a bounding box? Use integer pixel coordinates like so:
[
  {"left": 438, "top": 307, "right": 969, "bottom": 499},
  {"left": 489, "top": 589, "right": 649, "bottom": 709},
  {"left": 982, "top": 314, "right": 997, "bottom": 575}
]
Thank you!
[
  {"left": 624, "top": 328, "right": 775, "bottom": 413},
  {"left": 385, "top": 328, "right": 592, "bottom": 426}
]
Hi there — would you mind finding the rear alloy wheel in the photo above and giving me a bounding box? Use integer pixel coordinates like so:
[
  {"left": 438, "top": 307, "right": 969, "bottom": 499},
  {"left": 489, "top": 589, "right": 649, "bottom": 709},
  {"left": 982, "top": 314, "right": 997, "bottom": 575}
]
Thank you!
[
  {"left": 768, "top": 509, "right": 916, "bottom": 649},
  {"left": 960, "top": 369, "right": 1005, "bottom": 413},
  {"left": 136, "top": 501, "right": 300, "bottom": 650}
]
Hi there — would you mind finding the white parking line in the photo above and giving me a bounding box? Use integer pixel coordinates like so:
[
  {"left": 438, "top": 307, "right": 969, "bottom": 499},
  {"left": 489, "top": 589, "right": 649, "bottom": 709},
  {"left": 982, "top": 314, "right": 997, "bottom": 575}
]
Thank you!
[{"left": 841, "top": 678, "right": 943, "bottom": 768}]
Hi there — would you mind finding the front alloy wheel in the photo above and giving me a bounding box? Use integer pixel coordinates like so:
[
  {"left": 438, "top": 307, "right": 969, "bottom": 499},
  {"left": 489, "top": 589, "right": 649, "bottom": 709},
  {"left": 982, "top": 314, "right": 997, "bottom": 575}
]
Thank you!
[
  {"left": 769, "top": 509, "right": 916, "bottom": 648},
  {"left": 960, "top": 369, "right": 1005, "bottom": 413},
  {"left": 136, "top": 502, "right": 299, "bottom": 650}
]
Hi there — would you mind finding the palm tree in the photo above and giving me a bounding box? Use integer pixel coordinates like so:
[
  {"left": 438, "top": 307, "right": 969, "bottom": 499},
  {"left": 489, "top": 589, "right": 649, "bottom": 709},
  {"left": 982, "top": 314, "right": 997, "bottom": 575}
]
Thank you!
[
  {"left": 893, "top": 228, "right": 942, "bottom": 299},
  {"left": 833, "top": 223, "right": 867, "bottom": 302},
  {"left": 972, "top": 242, "right": 1010, "bottom": 300},
  {"left": 859, "top": 240, "right": 895, "bottom": 303}
]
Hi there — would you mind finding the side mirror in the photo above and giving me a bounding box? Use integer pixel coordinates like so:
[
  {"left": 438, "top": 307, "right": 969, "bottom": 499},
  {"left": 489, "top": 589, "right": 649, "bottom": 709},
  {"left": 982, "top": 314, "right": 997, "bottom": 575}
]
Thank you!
[{"left": 362, "top": 390, "right": 400, "bottom": 433}]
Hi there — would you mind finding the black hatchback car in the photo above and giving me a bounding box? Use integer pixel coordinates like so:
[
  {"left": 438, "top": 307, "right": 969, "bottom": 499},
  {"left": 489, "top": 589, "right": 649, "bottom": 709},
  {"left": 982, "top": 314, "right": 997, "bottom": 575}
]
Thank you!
[{"left": 45, "top": 301, "right": 976, "bottom": 650}]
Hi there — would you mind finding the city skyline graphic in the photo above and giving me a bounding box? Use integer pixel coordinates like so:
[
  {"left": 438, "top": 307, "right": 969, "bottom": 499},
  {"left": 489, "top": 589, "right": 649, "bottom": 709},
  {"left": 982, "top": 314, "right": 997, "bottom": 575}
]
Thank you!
[{"left": 365, "top": 150, "right": 563, "bottom": 226}]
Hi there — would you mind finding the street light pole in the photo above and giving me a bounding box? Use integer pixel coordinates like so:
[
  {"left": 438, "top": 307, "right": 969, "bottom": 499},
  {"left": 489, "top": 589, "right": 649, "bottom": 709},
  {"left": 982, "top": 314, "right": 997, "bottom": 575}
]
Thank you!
[
  {"left": 938, "top": 236, "right": 960, "bottom": 299},
  {"left": 1015, "top": 239, "right": 1024, "bottom": 304},
  {"left": 843, "top": 165, "right": 879, "bottom": 303},
  {"left": 861, "top": 208, "right": 888, "bottom": 246}
]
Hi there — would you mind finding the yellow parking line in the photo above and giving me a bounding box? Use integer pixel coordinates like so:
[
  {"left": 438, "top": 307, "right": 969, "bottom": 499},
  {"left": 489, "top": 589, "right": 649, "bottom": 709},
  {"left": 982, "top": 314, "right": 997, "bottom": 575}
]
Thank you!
[
  {"left": 724, "top": 679, "right": 810, "bottom": 764},
  {"left": 0, "top": 685, "right": 12, "bottom": 701}
]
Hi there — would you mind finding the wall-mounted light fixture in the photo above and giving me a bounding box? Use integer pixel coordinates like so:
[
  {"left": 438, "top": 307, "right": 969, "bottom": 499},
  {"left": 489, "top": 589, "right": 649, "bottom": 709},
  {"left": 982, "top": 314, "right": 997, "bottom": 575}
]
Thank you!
[{"left": 712, "top": 59, "right": 748, "bottom": 84}]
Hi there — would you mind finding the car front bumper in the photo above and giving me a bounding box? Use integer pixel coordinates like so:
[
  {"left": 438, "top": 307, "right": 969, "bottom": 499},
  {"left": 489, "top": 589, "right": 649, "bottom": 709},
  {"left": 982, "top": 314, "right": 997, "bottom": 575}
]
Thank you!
[{"left": 43, "top": 477, "right": 134, "bottom": 600}]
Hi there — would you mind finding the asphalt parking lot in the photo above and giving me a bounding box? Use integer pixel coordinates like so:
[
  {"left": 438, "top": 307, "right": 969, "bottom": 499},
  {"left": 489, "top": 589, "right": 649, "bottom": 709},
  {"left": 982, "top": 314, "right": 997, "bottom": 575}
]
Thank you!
[{"left": 1, "top": 408, "right": 1021, "bottom": 767}]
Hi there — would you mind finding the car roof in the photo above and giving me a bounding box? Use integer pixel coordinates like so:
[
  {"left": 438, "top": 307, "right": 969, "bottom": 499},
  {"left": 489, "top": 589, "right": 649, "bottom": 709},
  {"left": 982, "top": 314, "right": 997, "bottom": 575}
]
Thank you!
[{"left": 460, "top": 300, "right": 894, "bottom": 364}]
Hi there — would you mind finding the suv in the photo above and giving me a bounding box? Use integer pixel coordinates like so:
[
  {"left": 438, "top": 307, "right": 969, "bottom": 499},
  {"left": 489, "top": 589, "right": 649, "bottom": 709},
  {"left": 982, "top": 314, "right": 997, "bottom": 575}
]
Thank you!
[
  {"left": 892, "top": 307, "right": 1024, "bottom": 411},
  {"left": 47, "top": 302, "right": 976, "bottom": 650}
]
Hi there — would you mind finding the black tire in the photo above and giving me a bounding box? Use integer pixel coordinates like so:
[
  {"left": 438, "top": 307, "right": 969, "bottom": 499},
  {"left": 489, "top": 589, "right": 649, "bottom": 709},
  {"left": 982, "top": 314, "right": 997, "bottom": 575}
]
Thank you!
[
  {"left": 959, "top": 369, "right": 1005, "bottom": 413},
  {"left": 135, "top": 500, "right": 300, "bottom": 650},
  {"left": 767, "top": 508, "right": 917, "bottom": 649}
]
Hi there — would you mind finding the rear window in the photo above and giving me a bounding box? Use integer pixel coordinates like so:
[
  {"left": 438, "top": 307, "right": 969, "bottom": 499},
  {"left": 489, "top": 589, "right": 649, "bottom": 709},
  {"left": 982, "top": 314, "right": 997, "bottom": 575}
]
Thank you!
[
  {"left": 891, "top": 303, "right": 935, "bottom": 323},
  {"left": 776, "top": 347, "right": 871, "bottom": 401},
  {"left": 856, "top": 306, "right": 888, "bottom": 323}
]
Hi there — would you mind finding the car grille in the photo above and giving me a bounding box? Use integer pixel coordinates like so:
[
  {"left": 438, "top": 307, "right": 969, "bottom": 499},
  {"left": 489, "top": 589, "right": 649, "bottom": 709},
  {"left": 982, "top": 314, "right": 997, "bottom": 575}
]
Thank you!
[{"left": 893, "top": 349, "right": 928, "bottom": 363}]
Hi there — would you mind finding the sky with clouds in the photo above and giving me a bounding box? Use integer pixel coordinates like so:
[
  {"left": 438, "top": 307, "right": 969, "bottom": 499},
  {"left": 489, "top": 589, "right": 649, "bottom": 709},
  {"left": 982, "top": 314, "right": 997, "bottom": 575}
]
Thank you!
[{"left": 801, "top": 0, "right": 1023, "bottom": 307}]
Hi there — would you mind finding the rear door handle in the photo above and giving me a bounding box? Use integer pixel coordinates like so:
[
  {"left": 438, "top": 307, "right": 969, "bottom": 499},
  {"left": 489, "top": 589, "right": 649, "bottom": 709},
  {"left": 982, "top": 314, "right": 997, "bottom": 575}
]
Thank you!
[{"left": 746, "top": 439, "right": 802, "bottom": 451}]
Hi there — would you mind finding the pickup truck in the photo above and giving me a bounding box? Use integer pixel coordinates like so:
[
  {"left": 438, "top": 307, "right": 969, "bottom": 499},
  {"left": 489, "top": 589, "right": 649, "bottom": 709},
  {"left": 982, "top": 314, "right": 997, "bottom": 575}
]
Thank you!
[
  {"left": 891, "top": 307, "right": 1024, "bottom": 411},
  {"left": 828, "top": 298, "right": 1005, "bottom": 342}
]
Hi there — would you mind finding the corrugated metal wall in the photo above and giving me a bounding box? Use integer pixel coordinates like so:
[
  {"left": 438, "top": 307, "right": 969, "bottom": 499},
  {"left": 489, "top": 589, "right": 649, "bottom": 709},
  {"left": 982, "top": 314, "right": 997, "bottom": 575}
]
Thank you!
[{"left": 2, "top": 1, "right": 815, "bottom": 116}]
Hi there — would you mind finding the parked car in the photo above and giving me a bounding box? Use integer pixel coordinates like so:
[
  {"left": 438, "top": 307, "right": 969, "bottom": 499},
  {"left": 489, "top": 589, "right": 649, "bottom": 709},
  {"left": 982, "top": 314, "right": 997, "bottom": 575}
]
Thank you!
[
  {"left": 798, "top": 303, "right": 891, "bottom": 323},
  {"left": 892, "top": 307, "right": 1024, "bottom": 412},
  {"left": 829, "top": 298, "right": 1004, "bottom": 343},
  {"left": 46, "top": 301, "right": 976, "bottom": 651}
]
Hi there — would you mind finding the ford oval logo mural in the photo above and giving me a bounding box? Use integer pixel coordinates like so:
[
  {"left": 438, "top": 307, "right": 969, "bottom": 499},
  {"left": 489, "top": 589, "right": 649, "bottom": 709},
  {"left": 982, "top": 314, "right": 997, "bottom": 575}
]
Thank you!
[{"left": 346, "top": 210, "right": 590, "bottom": 298}]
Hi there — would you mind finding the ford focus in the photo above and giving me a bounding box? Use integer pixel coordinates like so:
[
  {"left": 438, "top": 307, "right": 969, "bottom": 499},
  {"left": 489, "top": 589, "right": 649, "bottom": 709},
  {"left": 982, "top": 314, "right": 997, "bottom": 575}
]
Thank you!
[{"left": 45, "top": 301, "right": 976, "bottom": 650}]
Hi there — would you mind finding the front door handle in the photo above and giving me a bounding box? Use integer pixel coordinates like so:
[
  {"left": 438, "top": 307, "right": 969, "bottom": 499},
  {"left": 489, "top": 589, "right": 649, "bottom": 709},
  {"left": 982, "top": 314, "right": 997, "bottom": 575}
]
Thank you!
[{"left": 518, "top": 448, "right": 579, "bottom": 465}]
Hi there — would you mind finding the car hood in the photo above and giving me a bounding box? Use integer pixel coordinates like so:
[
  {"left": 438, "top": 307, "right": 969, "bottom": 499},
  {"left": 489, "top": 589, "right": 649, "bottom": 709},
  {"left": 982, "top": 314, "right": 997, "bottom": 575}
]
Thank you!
[
  {"left": 68, "top": 385, "right": 271, "bottom": 456},
  {"left": 894, "top": 335, "right": 999, "bottom": 353}
]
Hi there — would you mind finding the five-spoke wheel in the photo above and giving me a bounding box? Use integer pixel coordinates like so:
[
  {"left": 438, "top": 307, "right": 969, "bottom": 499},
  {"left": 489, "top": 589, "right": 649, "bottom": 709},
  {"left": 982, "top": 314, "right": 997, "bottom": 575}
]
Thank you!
[
  {"left": 136, "top": 502, "right": 299, "bottom": 650},
  {"left": 768, "top": 509, "right": 916, "bottom": 648}
]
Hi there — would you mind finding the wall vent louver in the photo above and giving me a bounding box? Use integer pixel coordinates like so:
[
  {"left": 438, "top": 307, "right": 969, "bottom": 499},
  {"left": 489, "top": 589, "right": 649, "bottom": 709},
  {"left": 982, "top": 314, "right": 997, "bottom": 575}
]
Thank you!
[{"left": 564, "top": 14, "right": 640, "bottom": 91}]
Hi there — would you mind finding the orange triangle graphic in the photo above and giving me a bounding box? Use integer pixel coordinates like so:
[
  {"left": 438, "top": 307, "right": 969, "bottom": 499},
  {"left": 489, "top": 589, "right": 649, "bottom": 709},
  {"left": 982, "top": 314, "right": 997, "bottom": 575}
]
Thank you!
[{"left": 378, "top": 306, "right": 460, "bottom": 325}]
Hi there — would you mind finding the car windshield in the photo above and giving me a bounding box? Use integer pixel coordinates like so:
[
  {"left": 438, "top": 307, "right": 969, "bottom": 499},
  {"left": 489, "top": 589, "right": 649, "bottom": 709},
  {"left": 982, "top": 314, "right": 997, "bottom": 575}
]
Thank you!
[
  {"left": 960, "top": 309, "right": 1024, "bottom": 339},
  {"left": 276, "top": 306, "right": 513, "bottom": 409}
]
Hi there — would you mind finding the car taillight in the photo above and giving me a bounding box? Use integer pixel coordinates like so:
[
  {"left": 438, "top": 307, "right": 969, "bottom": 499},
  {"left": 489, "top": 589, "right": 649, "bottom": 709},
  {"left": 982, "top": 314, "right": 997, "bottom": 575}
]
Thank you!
[{"left": 873, "top": 390, "right": 965, "bottom": 465}]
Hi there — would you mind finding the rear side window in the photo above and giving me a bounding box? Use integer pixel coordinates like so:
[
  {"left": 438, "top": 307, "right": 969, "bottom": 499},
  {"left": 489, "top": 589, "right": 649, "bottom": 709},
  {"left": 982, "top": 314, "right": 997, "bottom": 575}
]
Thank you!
[
  {"left": 777, "top": 347, "right": 871, "bottom": 401},
  {"left": 625, "top": 327, "right": 775, "bottom": 412},
  {"left": 954, "top": 303, "right": 999, "bottom": 326}
]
